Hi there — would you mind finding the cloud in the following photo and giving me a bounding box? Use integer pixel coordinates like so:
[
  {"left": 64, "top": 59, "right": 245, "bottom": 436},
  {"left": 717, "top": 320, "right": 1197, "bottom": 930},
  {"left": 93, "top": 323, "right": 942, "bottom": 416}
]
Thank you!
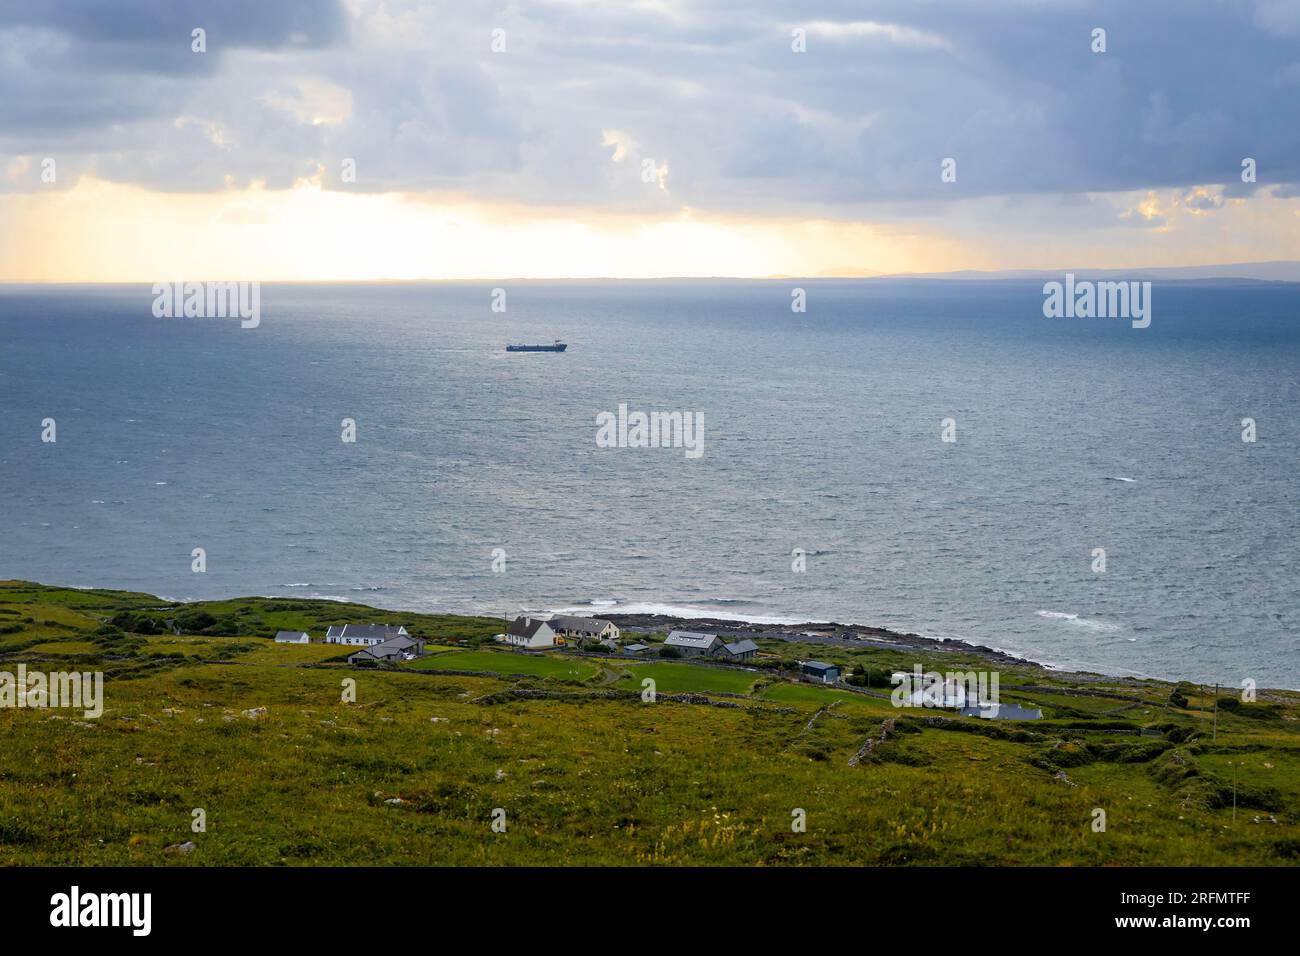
[
  {"left": 801, "top": 20, "right": 952, "bottom": 50},
  {"left": 1253, "top": 0, "right": 1300, "bottom": 37},
  {"left": 0, "top": 0, "right": 1297, "bottom": 214},
  {"left": 1180, "top": 187, "right": 1225, "bottom": 213}
]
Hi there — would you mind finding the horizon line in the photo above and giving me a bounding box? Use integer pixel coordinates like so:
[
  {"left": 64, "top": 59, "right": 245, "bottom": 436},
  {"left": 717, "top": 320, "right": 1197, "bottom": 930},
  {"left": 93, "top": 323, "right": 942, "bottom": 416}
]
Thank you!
[{"left": 3, "top": 260, "right": 1300, "bottom": 286}]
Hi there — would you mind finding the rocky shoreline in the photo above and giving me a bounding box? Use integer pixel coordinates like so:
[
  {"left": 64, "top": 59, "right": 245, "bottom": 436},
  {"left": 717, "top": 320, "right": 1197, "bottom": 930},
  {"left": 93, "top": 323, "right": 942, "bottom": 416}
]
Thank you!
[{"left": 604, "top": 613, "right": 1045, "bottom": 670}]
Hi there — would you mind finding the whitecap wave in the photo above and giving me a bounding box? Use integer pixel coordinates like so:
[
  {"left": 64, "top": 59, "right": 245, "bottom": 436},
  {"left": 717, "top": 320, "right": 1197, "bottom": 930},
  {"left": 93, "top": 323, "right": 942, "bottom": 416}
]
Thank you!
[
  {"left": 548, "top": 600, "right": 818, "bottom": 626},
  {"left": 1036, "top": 610, "right": 1122, "bottom": 632}
]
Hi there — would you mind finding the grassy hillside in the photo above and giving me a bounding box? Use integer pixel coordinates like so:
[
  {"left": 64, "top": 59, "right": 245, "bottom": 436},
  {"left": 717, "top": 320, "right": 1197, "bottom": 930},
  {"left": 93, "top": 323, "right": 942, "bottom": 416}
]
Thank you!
[{"left": 0, "top": 581, "right": 1297, "bottom": 866}]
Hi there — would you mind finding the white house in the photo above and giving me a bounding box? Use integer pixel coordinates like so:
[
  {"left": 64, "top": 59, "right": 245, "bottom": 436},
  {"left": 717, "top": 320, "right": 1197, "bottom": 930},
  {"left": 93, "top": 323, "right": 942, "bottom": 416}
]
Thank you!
[
  {"left": 501, "top": 616, "right": 557, "bottom": 648},
  {"left": 548, "top": 615, "right": 620, "bottom": 644},
  {"left": 892, "top": 672, "right": 982, "bottom": 709},
  {"left": 274, "top": 630, "right": 311, "bottom": 644},
  {"left": 325, "top": 623, "right": 410, "bottom": 646}
]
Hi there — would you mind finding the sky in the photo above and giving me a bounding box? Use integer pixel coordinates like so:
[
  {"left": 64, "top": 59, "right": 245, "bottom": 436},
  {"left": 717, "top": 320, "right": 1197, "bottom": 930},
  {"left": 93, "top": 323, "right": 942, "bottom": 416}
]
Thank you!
[{"left": 1, "top": 0, "right": 1298, "bottom": 281}]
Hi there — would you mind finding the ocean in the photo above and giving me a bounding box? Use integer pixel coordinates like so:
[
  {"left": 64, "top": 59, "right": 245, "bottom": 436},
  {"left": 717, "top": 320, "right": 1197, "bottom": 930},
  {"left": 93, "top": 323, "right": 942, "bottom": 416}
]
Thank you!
[{"left": 1, "top": 279, "right": 1297, "bottom": 686}]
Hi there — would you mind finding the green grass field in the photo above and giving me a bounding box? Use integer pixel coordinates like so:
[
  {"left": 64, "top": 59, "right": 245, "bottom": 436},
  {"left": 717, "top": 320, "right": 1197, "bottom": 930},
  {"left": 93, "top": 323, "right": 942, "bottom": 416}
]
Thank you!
[
  {"left": 1, "top": 580, "right": 1297, "bottom": 866},
  {"left": 760, "top": 683, "right": 891, "bottom": 710},
  {"left": 406, "top": 649, "right": 598, "bottom": 681},
  {"left": 614, "top": 660, "right": 762, "bottom": 695}
]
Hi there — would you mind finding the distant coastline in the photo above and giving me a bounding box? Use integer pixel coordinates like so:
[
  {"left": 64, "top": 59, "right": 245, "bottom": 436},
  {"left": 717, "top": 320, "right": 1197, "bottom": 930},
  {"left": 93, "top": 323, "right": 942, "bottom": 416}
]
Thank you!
[
  {"left": 32, "top": 579, "right": 1232, "bottom": 690},
  {"left": 42, "top": 580, "right": 1277, "bottom": 688}
]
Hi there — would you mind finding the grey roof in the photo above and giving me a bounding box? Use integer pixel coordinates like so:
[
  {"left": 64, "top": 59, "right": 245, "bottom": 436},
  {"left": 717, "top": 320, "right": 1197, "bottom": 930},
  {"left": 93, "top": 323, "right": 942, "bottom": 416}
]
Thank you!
[
  {"left": 623, "top": 643, "right": 650, "bottom": 652},
  {"left": 274, "top": 630, "right": 309, "bottom": 641},
  {"left": 723, "top": 639, "right": 759, "bottom": 655},
  {"left": 329, "top": 623, "right": 406, "bottom": 639},
  {"left": 665, "top": 630, "right": 719, "bottom": 649},
  {"left": 507, "top": 616, "right": 553, "bottom": 639},
  {"left": 802, "top": 660, "right": 839, "bottom": 673},
  {"left": 959, "top": 703, "right": 1042, "bottom": 721},
  {"left": 374, "top": 634, "right": 420, "bottom": 652},
  {"left": 348, "top": 634, "right": 422, "bottom": 662},
  {"left": 548, "top": 615, "right": 613, "bottom": 634}
]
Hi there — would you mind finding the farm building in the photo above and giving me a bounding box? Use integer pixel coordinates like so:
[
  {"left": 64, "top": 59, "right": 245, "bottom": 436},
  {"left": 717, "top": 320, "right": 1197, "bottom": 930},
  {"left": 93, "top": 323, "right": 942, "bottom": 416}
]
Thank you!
[
  {"left": 719, "top": 639, "right": 759, "bottom": 662},
  {"left": 623, "top": 643, "right": 650, "bottom": 656},
  {"left": 274, "top": 630, "right": 311, "bottom": 644},
  {"left": 325, "top": 623, "right": 410, "bottom": 646},
  {"left": 801, "top": 661, "right": 841, "bottom": 684},
  {"left": 959, "top": 703, "right": 1042, "bottom": 721},
  {"left": 348, "top": 635, "right": 426, "bottom": 664},
  {"left": 548, "top": 615, "right": 620, "bottom": 643},
  {"left": 502, "top": 616, "right": 557, "bottom": 648},
  {"left": 894, "top": 673, "right": 970, "bottom": 709},
  {"left": 663, "top": 631, "right": 724, "bottom": 657}
]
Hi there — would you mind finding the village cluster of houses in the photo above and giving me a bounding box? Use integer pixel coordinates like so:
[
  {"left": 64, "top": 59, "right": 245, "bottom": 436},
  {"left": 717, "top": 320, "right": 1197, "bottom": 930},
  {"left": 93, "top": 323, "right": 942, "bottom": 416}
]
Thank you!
[
  {"left": 501, "top": 615, "right": 622, "bottom": 648},
  {"left": 496, "top": 617, "right": 847, "bottom": 681},
  {"left": 273, "top": 618, "right": 1038, "bottom": 719},
  {"left": 276, "top": 615, "right": 844, "bottom": 682},
  {"left": 274, "top": 624, "right": 427, "bottom": 664},
  {"left": 498, "top": 616, "right": 766, "bottom": 663}
]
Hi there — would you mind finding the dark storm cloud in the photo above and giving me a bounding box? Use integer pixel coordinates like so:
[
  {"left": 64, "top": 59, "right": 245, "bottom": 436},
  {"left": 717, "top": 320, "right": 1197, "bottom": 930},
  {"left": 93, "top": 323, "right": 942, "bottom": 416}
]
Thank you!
[
  {"left": 0, "top": 0, "right": 1296, "bottom": 209},
  {"left": 0, "top": 0, "right": 347, "bottom": 51}
]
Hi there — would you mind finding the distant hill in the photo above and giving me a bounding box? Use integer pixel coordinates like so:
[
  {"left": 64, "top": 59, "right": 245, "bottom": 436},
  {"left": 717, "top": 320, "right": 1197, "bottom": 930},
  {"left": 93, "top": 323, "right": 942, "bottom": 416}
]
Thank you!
[{"left": 880, "top": 261, "right": 1300, "bottom": 283}]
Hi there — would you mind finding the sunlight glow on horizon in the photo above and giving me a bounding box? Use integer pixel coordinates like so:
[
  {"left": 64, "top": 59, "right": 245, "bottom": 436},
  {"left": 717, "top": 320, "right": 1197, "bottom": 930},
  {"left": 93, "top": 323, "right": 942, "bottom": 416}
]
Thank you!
[
  {"left": 0, "top": 178, "right": 977, "bottom": 283},
  {"left": 4, "top": 178, "right": 1299, "bottom": 283}
]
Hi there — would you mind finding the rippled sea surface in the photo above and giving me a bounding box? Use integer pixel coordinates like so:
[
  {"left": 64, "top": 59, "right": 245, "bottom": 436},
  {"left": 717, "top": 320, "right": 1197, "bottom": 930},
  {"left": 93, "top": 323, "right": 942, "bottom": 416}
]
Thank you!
[{"left": 1, "top": 280, "right": 1296, "bottom": 685}]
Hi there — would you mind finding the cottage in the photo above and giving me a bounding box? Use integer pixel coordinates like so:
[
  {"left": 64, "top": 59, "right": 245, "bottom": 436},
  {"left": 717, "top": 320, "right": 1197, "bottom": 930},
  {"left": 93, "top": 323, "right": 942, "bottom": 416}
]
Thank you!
[
  {"left": 325, "top": 623, "right": 409, "bottom": 646},
  {"left": 663, "top": 630, "right": 724, "bottom": 658},
  {"left": 894, "top": 673, "right": 969, "bottom": 709},
  {"left": 274, "top": 630, "right": 310, "bottom": 644},
  {"left": 548, "top": 615, "right": 620, "bottom": 644},
  {"left": 719, "top": 639, "right": 759, "bottom": 662},
  {"left": 801, "top": 661, "right": 841, "bottom": 684},
  {"left": 502, "top": 616, "right": 557, "bottom": 648},
  {"left": 348, "top": 634, "right": 426, "bottom": 664},
  {"left": 959, "top": 703, "right": 1042, "bottom": 721}
]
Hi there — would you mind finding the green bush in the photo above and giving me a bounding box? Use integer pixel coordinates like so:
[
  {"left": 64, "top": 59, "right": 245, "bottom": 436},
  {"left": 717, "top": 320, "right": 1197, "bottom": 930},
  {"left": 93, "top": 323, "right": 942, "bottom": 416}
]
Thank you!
[{"left": 174, "top": 610, "right": 217, "bottom": 632}]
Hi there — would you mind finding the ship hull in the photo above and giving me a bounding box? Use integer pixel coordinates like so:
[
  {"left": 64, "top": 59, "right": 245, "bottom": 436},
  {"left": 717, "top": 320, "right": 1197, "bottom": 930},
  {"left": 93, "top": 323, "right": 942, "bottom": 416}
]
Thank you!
[{"left": 506, "top": 344, "right": 567, "bottom": 352}]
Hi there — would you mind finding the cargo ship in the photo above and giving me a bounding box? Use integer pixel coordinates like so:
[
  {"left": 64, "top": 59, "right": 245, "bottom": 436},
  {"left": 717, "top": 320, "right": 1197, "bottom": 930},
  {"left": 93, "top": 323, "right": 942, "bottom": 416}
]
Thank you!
[{"left": 506, "top": 341, "right": 567, "bottom": 352}]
